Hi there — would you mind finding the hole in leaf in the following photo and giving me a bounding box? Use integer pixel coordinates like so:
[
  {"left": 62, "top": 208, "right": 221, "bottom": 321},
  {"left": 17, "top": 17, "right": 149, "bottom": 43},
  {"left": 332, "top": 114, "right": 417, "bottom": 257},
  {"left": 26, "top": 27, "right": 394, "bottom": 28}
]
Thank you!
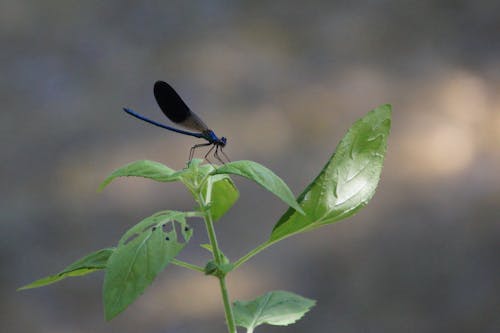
[{"left": 162, "top": 222, "right": 174, "bottom": 234}]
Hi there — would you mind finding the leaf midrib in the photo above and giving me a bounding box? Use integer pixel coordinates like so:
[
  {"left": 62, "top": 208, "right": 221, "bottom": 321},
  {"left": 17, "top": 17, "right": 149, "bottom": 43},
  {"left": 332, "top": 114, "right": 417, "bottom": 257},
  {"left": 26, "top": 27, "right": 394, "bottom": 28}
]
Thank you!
[{"left": 111, "top": 231, "right": 153, "bottom": 311}]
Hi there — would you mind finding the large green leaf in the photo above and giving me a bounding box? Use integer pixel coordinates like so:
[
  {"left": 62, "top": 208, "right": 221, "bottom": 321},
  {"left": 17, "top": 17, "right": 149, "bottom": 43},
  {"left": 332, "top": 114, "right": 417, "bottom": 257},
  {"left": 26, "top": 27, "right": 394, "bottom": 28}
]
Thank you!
[
  {"left": 18, "top": 248, "right": 114, "bottom": 290},
  {"left": 103, "top": 211, "right": 192, "bottom": 320},
  {"left": 271, "top": 104, "right": 391, "bottom": 242},
  {"left": 214, "top": 161, "right": 304, "bottom": 214},
  {"left": 233, "top": 290, "right": 316, "bottom": 333}
]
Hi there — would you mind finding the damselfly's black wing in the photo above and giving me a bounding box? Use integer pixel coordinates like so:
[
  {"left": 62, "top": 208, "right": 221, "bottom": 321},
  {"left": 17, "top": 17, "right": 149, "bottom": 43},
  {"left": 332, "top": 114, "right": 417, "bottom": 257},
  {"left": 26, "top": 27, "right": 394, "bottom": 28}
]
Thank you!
[{"left": 154, "top": 81, "right": 209, "bottom": 133}]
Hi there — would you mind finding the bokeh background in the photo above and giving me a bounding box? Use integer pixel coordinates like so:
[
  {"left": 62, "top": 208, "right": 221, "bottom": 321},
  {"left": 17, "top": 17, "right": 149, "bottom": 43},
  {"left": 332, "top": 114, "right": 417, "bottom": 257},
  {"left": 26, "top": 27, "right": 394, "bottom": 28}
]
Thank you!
[{"left": 2, "top": 1, "right": 500, "bottom": 332}]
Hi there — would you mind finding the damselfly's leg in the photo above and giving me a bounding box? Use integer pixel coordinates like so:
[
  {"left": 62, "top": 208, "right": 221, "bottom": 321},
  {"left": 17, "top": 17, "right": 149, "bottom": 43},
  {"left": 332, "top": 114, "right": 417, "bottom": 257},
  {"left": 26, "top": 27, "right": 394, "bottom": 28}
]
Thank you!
[
  {"left": 213, "top": 147, "right": 223, "bottom": 164},
  {"left": 214, "top": 146, "right": 231, "bottom": 164},
  {"left": 203, "top": 144, "right": 217, "bottom": 165},
  {"left": 189, "top": 142, "right": 212, "bottom": 162},
  {"left": 219, "top": 147, "right": 231, "bottom": 163}
]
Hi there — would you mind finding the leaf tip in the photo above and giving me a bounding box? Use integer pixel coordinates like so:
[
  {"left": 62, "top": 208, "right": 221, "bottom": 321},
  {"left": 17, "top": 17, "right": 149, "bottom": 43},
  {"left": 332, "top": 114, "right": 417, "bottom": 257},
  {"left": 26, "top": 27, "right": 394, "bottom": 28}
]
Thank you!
[
  {"left": 97, "top": 176, "right": 117, "bottom": 192},
  {"left": 377, "top": 103, "right": 392, "bottom": 116},
  {"left": 104, "top": 310, "right": 116, "bottom": 321},
  {"left": 97, "top": 181, "right": 109, "bottom": 193}
]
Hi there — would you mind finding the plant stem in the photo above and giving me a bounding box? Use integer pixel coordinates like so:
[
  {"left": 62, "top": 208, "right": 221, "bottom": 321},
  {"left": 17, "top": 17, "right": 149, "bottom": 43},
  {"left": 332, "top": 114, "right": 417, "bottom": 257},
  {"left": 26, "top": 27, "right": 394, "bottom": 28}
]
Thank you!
[
  {"left": 232, "top": 240, "right": 273, "bottom": 270},
  {"left": 198, "top": 193, "right": 237, "bottom": 333},
  {"left": 171, "top": 258, "right": 205, "bottom": 273},
  {"left": 217, "top": 272, "right": 236, "bottom": 333},
  {"left": 233, "top": 226, "right": 317, "bottom": 270}
]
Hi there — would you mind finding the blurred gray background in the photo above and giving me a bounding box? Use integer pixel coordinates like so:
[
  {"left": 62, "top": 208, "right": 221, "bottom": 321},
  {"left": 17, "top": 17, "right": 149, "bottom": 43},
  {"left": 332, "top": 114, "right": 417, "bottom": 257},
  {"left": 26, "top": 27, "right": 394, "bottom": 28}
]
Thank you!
[{"left": 2, "top": 1, "right": 500, "bottom": 332}]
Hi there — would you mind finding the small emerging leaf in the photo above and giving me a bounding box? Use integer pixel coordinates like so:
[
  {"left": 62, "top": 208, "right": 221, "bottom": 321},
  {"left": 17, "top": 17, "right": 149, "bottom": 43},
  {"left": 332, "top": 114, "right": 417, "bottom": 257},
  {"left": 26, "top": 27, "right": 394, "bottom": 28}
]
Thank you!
[
  {"left": 233, "top": 290, "right": 316, "bottom": 333},
  {"left": 18, "top": 248, "right": 114, "bottom": 290},
  {"left": 270, "top": 104, "right": 391, "bottom": 242},
  {"left": 214, "top": 161, "right": 304, "bottom": 214},
  {"left": 201, "top": 174, "right": 239, "bottom": 221},
  {"left": 98, "top": 160, "right": 179, "bottom": 191},
  {"left": 103, "top": 211, "right": 192, "bottom": 320},
  {"left": 200, "top": 243, "right": 213, "bottom": 253},
  {"left": 178, "top": 159, "right": 214, "bottom": 187}
]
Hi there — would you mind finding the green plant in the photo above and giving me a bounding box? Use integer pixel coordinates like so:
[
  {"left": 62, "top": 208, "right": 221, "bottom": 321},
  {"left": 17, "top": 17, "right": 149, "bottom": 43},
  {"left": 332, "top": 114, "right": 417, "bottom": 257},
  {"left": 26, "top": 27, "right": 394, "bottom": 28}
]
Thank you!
[{"left": 19, "top": 105, "right": 391, "bottom": 332}]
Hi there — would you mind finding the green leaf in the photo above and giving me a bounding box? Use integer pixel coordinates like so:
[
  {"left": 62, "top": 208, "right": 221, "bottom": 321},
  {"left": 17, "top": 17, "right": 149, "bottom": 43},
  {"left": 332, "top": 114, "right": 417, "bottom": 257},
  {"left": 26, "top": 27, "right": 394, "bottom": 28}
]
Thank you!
[
  {"left": 103, "top": 211, "right": 192, "bottom": 320},
  {"left": 270, "top": 104, "right": 391, "bottom": 242},
  {"left": 200, "top": 243, "right": 213, "bottom": 253},
  {"left": 233, "top": 290, "right": 316, "bottom": 333},
  {"left": 214, "top": 161, "right": 304, "bottom": 214},
  {"left": 201, "top": 174, "right": 239, "bottom": 221},
  {"left": 18, "top": 248, "right": 114, "bottom": 290},
  {"left": 98, "top": 160, "right": 179, "bottom": 191}
]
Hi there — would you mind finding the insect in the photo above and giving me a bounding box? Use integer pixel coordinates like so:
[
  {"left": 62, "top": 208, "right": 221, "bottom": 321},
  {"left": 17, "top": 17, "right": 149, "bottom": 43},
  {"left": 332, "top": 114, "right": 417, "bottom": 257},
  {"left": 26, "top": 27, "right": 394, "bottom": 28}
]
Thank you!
[{"left": 123, "top": 81, "right": 229, "bottom": 164}]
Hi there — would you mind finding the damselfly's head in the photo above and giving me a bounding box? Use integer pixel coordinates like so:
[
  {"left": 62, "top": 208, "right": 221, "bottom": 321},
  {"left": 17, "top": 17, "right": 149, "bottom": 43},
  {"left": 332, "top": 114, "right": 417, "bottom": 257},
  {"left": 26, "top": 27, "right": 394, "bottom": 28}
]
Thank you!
[{"left": 220, "top": 136, "right": 227, "bottom": 147}]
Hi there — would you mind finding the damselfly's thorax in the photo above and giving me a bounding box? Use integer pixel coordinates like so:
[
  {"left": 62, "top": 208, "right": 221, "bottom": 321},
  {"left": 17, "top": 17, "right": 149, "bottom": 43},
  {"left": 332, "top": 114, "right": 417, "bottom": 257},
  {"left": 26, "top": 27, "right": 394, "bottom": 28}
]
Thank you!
[{"left": 202, "top": 130, "right": 227, "bottom": 147}]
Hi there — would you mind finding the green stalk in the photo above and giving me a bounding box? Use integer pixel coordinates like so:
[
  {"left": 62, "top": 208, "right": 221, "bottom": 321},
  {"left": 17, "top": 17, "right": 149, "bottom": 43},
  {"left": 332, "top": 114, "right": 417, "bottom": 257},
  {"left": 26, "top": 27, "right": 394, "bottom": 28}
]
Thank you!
[
  {"left": 233, "top": 225, "right": 318, "bottom": 270},
  {"left": 232, "top": 240, "right": 273, "bottom": 270},
  {"left": 171, "top": 258, "right": 205, "bottom": 273},
  {"left": 197, "top": 192, "right": 237, "bottom": 333}
]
